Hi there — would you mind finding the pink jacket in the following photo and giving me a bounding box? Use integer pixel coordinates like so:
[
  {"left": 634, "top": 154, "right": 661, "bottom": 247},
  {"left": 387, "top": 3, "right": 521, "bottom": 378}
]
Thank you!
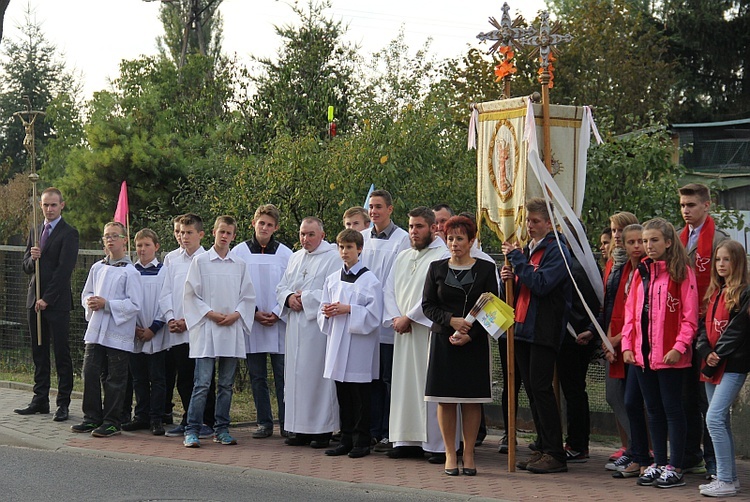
[{"left": 621, "top": 259, "right": 698, "bottom": 370}]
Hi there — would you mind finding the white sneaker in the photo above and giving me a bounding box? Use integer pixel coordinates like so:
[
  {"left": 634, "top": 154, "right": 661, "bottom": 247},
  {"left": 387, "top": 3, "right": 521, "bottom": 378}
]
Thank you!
[
  {"left": 700, "top": 475, "right": 741, "bottom": 492},
  {"left": 700, "top": 479, "right": 736, "bottom": 497}
]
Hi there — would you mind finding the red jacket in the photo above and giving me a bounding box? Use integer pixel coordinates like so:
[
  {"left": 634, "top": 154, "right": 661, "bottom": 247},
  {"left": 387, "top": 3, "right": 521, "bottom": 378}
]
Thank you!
[{"left": 621, "top": 259, "right": 698, "bottom": 370}]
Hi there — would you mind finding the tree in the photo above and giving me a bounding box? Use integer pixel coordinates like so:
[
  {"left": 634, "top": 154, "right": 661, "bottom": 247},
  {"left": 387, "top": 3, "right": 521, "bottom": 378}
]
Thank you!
[
  {"left": 0, "top": 8, "right": 80, "bottom": 181},
  {"left": 245, "top": 0, "right": 358, "bottom": 152},
  {"left": 0, "top": 0, "right": 9, "bottom": 42},
  {"left": 156, "top": 0, "right": 224, "bottom": 68},
  {"left": 549, "top": 0, "right": 676, "bottom": 133},
  {"left": 55, "top": 54, "right": 243, "bottom": 239},
  {"left": 661, "top": 0, "right": 750, "bottom": 122},
  {"left": 582, "top": 123, "right": 684, "bottom": 235}
]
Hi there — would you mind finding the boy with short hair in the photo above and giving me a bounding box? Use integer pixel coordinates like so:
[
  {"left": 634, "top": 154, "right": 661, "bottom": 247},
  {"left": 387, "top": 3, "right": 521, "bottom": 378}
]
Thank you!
[
  {"left": 163, "top": 215, "right": 184, "bottom": 267},
  {"left": 360, "top": 189, "right": 410, "bottom": 451},
  {"left": 183, "top": 216, "right": 256, "bottom": 447},
  {"left": 229, "top": 204, "right": 293, "bottom": 439},
  {"left": 160, "top": 214, "right": 215, "bottom": 438},
  {"left": 122, "top": 229, "right": 169, "bottom": 436},
  {"left": 343, "top": 207, "right": 370, "bottom": 232},
  {"left": 73, "top": 221, "right": 142, "bottom": 438},
  {"left": 501, "top": 198, "right": 572, "bottom": 473},
  {"left": 318, "top": 229, "right": 382, "bottom": 459}
]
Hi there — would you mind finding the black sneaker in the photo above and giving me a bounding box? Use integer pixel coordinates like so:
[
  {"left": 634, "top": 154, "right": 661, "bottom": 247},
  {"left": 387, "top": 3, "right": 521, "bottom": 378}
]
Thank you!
[
  {"left": 71, "top": 422, "right": 100, "bottom": 433},
  {"left": 637, "top": 464, "right": 663, "bottom": 486},
  {"left": 121, "top": 419, "right": 149, "bottom": 432},
  {"left": 91, "top": 424, "right": 121, "bottom": 438},
  {"left": 654, "top": 465, "right": 685, "bottom": 489}
]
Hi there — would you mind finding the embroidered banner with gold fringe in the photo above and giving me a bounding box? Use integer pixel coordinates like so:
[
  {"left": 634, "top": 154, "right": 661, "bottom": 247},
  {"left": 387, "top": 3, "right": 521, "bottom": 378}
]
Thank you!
[{"left": 475, "top": 96, "right": 585, "bottom": 243}]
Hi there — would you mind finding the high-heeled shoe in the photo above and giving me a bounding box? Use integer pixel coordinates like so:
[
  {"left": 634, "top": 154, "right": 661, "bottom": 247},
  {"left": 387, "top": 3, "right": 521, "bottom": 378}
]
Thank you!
[
  {"left": 462, "top": 467, "right": 477, "bottom": 476},
  {"left": 444, "top": 467, "right": 460, "bottom": 476}
]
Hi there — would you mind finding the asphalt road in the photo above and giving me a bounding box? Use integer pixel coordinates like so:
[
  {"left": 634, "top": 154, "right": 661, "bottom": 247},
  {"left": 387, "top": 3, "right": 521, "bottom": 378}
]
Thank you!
[{"left": 0, "top": 444, "right": 466, "bottom": 502}]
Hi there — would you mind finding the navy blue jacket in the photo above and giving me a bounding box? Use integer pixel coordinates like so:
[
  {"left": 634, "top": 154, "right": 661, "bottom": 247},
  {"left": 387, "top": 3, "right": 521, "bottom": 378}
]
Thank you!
[{"left": 507, "top": 231, "right": 572, "bottom": 351}]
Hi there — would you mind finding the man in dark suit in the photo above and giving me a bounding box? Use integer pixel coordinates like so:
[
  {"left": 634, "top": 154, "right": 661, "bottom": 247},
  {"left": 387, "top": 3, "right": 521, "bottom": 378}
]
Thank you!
[{"left": 15, "top": 187, "right": 79, "bottom": 421}]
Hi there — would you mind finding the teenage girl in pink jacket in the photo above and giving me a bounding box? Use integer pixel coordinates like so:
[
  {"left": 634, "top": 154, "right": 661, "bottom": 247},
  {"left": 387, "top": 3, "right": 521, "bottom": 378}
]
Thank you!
[{"left": 622, "top": 218, "right": 698, "bottom": 489}]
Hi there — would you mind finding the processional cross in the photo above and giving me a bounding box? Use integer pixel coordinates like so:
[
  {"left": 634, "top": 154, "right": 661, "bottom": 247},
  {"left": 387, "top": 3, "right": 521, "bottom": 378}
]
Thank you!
[
  {"left": 476, "top": 2, "right": 532, "bottom": 99},
  {"left": 13, "top": 99, "right": 46, "bottom": 346},
  {"left": 518, "top": 11, "right": 572, "bottom": 171},
  {"left": 474, "top": 3, "right": 572, "bottom": 475}
]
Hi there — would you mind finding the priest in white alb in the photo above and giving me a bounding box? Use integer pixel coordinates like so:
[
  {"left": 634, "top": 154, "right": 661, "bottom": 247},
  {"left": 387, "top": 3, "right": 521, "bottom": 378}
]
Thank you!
[
  {"left": 383, "top": 206, "right": 450, "bottom": 462},
  {"left": 276, "top": 217, "right": 342, "bottom": 448}
]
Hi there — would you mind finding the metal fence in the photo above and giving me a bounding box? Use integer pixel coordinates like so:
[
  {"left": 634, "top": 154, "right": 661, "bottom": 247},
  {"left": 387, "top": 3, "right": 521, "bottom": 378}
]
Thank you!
[{"left": 0, "top": 245, "right": 613, "bottom": 431}]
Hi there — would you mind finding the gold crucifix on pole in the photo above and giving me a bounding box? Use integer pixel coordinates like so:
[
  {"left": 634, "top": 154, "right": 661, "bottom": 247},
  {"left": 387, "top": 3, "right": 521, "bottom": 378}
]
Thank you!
[{"left": 14, "top": 99, "right": 46, "bottom": 346}]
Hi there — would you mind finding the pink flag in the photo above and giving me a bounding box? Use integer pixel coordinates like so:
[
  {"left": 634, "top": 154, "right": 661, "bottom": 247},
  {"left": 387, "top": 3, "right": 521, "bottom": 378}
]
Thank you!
[{"left": 114, "top": 181, "right": 129, "bottom": 225}]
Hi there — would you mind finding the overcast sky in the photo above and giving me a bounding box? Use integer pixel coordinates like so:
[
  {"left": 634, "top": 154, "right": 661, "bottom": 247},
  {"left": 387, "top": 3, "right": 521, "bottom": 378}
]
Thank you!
[{"left": 3, "top": 0, "right": 549, "bottom": 99}]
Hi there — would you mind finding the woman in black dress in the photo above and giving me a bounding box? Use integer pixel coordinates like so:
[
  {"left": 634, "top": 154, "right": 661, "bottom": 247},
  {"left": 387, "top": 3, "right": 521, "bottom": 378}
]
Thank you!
[{"left": 422, "top": 215, "right": 498, "bottom": 476}]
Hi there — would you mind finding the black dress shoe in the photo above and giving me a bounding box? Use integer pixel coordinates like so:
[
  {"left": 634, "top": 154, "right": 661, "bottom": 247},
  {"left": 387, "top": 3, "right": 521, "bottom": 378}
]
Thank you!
[
  {"left": 462, "top": 467, "right": 477, "bottom": 476},
  {"left": 444, "top": 468, "right": 459, "bottom": 476},
  {"left": 310, "top": 439, "right": 330, "bottom": 449},
  {"left": 14, "top": 403, "right": 50, "bottom": 415},
  {"left": 150, "top": 421, "right": 165, "bottom": 436},
  {"left": 386, "top": 446, "right": 424, "bottom": 459},
  {"left": 285, "top": 435, "right": 312, "bottom": 446},
  {"left": 53, "top": 406, "right": 69, "bottom": 422},
  {"left": 324, "top": 444, "right": 352, "bottom": 456},
  {"left": 348, "top": 446, "right": 370, "bottom": 458},
  {"left": 427, "top": 453, "right": 446, "bottom": 464}
]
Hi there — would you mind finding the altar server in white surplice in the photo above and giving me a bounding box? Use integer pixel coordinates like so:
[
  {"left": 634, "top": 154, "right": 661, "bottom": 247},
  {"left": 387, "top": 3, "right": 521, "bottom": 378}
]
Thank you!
[
  {"left": 77, "top": 221, "right": 142, "bottom": 436},
  {"left": 318, "top": 229, "right": 382, "bottom": 459},
  {"left": 360, "top": 189, "right": 410, "bottom": 450},
  {"left": 182, "top": 216, "right": 256, "bottom": 448},
  {"left": 276, "top": 217, "right": 342, "bottom": 447},
  {"left": 383, "top": 207, "right": 451, "bottom": 461},
  {"left": 229, "top": 204, "right": 293, "bottom": 439}
]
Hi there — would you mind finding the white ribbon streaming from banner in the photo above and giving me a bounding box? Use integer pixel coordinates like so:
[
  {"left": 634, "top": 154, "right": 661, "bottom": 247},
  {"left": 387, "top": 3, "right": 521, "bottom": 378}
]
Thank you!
[
  {"left": 523, "top": 98, "right": 613, "bottom": 353},
  {"left": 467, "top": 107, "right": 479, "bottom": 151}
]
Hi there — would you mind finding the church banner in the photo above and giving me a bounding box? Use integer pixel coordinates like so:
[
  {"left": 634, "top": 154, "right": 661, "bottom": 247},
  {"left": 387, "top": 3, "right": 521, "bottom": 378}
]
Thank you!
[{"left": 475, "top": 96, "right": 585, "bottom": 243}]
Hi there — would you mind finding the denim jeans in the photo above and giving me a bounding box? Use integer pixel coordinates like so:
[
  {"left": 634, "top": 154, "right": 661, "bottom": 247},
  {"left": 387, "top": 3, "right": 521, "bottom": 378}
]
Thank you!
[
  {"left": 186, "top": 357, "right": 238, "bottom": 436},
  {"left": 130, "top": 351, "right": 167, "bottom": 421},
  {"left": 634, "top": 366, "right": 687, "bottom": 468},
  {"left": 82, "top": 343, "right": 129, "bottom": 427},
  {"left": 706, "top": 372, "right": 747, "bottom": 483},
  {"left": 246, "top": 352, "right": 284, "bottom": 430}
]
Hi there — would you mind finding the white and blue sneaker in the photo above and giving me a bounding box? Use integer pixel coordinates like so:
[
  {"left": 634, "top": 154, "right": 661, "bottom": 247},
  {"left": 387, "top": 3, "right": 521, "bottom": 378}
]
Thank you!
[{"left": 183, "top": 433, "right": 200, "bottom": 448}]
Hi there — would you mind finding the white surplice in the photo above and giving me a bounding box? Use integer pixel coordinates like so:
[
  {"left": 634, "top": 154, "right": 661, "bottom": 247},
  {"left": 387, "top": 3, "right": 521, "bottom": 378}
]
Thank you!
[
  {"left": 360, "top": 226, "right": 410, "bottom": 344},
  {"left": 134, "top": 260, "right": 168, "bottom": 354},
  {"left": 383, "top": 237, "right": 450, "bottom": 449},
  {"left": 158, "top": 246, "right": 205, "bottom": 348},
  {"left": 276, "top": 241, "right": 342, "bottom": 434},
  {"left": 82, "top": 261, "right": 142, "bottom": 352},
  {"left": 229, "top": 241, "right": 293, "bottom": 354},
  {"left": 183, "top": 247, "right": 256, "bottom": 359},
  {"left": 318, "top": 268, "right": 382, "bottom": 383}
]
